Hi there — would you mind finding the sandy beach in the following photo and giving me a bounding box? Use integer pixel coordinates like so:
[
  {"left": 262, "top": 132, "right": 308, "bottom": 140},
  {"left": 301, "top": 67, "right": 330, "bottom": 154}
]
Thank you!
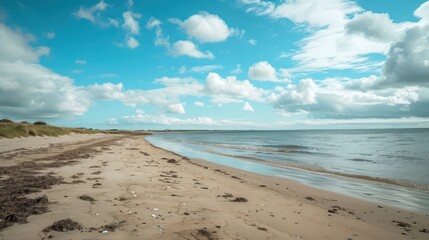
[{"left": 0, "top": 133, "right": 428, "bottom": 240}]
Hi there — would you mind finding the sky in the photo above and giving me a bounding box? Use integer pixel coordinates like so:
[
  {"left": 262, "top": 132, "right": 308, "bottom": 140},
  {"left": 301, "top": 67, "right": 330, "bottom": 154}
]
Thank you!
[{"left": 0, "top": 0, "right": 429, "bottom": 130}]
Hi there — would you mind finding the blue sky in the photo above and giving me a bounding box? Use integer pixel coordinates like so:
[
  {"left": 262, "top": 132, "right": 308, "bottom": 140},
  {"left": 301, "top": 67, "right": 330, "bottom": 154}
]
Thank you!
[{"left": 0, "top": 0, "right": 429, "bottom": 130}]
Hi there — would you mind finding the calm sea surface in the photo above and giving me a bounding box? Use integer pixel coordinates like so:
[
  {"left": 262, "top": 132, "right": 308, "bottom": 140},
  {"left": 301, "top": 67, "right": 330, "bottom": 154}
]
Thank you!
[{"left": 146, "top": 129, "right": 429, "bottom": 214}]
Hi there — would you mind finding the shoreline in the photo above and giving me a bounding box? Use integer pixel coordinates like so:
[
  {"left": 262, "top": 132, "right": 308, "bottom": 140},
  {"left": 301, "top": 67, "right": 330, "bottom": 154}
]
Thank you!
[
  {"left": 0, "top": 133, "right": 428, "bottom": 239},
  {"left": 146, "top": 134, "right": 429, "bottom": 214}
]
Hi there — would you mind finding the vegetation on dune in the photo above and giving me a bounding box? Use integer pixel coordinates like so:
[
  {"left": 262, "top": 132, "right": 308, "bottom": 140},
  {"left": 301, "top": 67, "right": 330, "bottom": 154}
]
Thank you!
[
  {"left": 0, "top": 121, "right": 100, "bottom": 138},
  {"left": 0, "top": 120, "right": 151, "bottom": 138}
]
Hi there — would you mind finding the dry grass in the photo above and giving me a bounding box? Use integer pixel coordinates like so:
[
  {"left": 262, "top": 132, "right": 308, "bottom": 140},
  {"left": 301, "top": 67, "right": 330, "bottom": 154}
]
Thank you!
[{"left": 0, "top": 122, "right": 100, "bottom": 138}]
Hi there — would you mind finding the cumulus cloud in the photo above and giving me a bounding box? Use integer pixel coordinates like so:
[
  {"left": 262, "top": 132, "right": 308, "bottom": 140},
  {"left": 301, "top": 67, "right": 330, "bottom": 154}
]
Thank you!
[
  {"left": 345, "top": 4, "right": 429, "bottom": 89},
  {"left": 248, "top": 61, "right": 290, "bottom": 82},
  {"left": 380, "top": 21, "right": 429, "bottom": 88},
  {"left": 167, "top": 103, "right": 186, "bottom": 114},
  {"left": 248, "top": 61, "right": 278, "bottom": 82},
  {"left": 346, "top": 12, "right": 399, "bottom": 42},
  {"left": 242, "top": 102, "right": 254, "bottom": 112},
  {"left": 415, "top": 1, "right": 429, "bottom": 21},
  {"left": 0, "top": 23, "right": 49, "bottom": 63},
  {"left": 205, "top": 72, "right": 266, "bottom": 102},
  {"left": 171, "top": 40, "right": 214, "bottom": 59},
  {"left": 0, "top": 61, "right": 91, "bottom": 118},
  {"left": 172, "top": 12, "right": 232, "bottom": 43},
  {"left": 272, "top": 77, "right": 429, "bottom": 119},
  {"left": 0, "top": 23, "right": 91, "bottom": 118},
  {"left": 146, "top": 18, "right": 215, "bottom": 59}
]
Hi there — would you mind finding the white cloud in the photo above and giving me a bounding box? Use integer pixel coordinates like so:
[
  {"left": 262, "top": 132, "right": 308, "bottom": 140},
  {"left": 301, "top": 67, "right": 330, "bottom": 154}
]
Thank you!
[
  {"left": 278, "top": 68, "right": 292, "bottom": 81},
  {"left": 73, "top": 0, "right": 113, "bottom": 27},
  {"left": 248, "top": 61, "right": 291, "bottom": 82},
  {"left": 171, "top": 40, "right": 214, "bottom": 59},
  {"left": 0, "top": 23, "right": 49, "bottom": 63},
  {"left": 126, "top": 37, "right": 139, "bottom": 49},
  {"left": 231, "top": 64, "right": 243, "bottom": 74},
  {"left": 75, "top": 59, "right": 87, "bottom": 65},
  {"left": 242, "top": 102, "right": 254, "bottom": 112},
  {"left": 194, "top": 101, "right": 204, "bottom": 107},
  {"left": 240, "top": 0, "right": 402, "bottom": 72},
  {"left": 0, "top": 23, "right": 91, "bottom": 118},
  {"left": 146, "top": 17, "right": 170, "bottom": 49},
  {"left": 120, "top": 110, "right": 258, "bottom": 127},
  {"left": 72, "top": 69, "right": 83, "bottom": 74},
  {"left": 241, "top": 0, "right": 361, "bottom": 27},
  {"left": 146, "top": 18, "right": 214, "bottom": 59},
  {"left": 44, "top": 31, "right": 55, "bottom": 39},
  {"left": 146, "top": 17, "right": 162, "bottom": 29},
  {"left": 248, "top": 39, "right": 257, "bottom": 45},
  {"left": 0, "top": 61, "right": 92, "bottom": 118},
  {"left": 190, "top": 64, "right": 222, "bottom": 73},
  {"left": 380, "top": 24, "right": 429, "bottom": 88},
  {"left": 273, "top": 77, "right": 429, "bottom": 119},
  {"left": 167, "top": 103, "right": 186, "bottom": 114},
  {"left": 346, "top": 12, "right": 399, "bottom": 42},
  {"left": 248, "top": 61, "right": 279, "bottom": 82},
  {"left": 122, "top": 11, "right": 141, "bottom": 34},
  {"left": 172, "top": 12, "right": 232, "bottom": 43},
  {"left": 86, "top": 82, "right": 124, "bottom": 100},
  {"left": 205, "top": 72, "right": 266, "bottom": 102},
  {"left": 415, "top": 1, "right": 429, "bottom": 21}
]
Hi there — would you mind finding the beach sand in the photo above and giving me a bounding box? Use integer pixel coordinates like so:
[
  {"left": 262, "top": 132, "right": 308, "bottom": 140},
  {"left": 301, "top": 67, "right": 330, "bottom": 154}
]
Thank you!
[{"left": 0, "top": 133, "right": 428, "bottom": 240}]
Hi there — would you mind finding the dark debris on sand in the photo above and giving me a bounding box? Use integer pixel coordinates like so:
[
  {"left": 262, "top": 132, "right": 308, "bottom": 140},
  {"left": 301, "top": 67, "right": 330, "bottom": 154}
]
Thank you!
[
  {"left": 78, "top": 194, "right": 96, "bottom": 202},
  {"left": 43, "top": 218, "right": 83, "bottom": 232},
  {"left": 0, "top": 169, "right": 63, "bottom": 230},
  {"left": 167, "top": 159, "right": 179, "bottom": 164},
  {"left": 98, "top": 220, "right": 126, "bottom": 232},
  {"left": 0, "top": 138, "right": 116, "bottom": 231},
  {"left": 197, "top": 228, "right": 217, "bottom": 240},
  {"left": 231, "top": 197, "right": 248, "bottom": 202}
]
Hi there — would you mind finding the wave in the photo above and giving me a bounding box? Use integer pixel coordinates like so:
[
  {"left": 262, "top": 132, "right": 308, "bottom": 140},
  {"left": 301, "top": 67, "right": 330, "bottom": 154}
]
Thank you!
[
  {"left": 349, "top": 158, "right": 374, "bottom": 163},
  {"left": 205, "top": 150, "right": 429, "bottom": 192}
]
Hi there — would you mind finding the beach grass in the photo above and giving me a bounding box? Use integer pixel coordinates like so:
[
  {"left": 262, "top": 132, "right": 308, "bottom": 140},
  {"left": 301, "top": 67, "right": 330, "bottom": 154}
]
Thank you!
[{"left": 0, "top": 121, "right": 100, "bottom": 138}]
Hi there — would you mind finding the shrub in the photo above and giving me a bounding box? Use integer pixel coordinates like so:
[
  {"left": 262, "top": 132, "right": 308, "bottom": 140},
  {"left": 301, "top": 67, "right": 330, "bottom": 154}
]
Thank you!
[
  {"left": 0, "top": 119, "right": 13, "bottom": 123},
  {"left": 33, "top": 121, "right": 47, "bottom": 125}
]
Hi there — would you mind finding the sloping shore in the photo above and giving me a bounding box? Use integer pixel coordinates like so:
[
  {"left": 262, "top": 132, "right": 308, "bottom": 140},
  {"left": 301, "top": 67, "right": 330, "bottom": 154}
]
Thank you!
[{"left": 0, "top": 134, "right": 428, "bottom": 240}]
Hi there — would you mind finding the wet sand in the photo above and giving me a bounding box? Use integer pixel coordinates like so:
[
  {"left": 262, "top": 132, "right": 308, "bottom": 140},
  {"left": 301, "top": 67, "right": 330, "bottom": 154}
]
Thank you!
[{"left": 0, "top": 133, "right": 428, "bottom": 240}]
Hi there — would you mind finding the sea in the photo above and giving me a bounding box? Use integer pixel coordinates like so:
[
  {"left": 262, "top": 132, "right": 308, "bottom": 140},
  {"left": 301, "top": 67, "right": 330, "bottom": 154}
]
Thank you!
[{"left": 146, "top": 129, "right": 429, "bottom": 214}]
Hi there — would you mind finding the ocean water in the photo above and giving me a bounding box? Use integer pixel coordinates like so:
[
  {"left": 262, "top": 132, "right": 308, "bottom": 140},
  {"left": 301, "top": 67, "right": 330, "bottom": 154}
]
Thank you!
[{"left": 146, "top": 129, "right": 429, "bottom": 214}]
